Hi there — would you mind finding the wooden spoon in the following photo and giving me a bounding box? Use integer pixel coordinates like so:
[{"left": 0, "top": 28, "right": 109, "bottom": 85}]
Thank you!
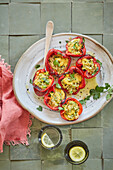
[{"left": 43, "top": 21, "right": 54, "bottom": 68}]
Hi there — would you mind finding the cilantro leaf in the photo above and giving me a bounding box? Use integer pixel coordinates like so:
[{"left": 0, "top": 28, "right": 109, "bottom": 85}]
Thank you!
[
  {"left": 58, "top": 107, "right": 64, "bottom": 111},
  {"left": 82, "top": 37, "right": 85, "bottom": 43},
  {"left": 65, "top": 40, "right": 69, "bottom": 43},
  {"left": 53, "top": 60, "right": 60, "bottom": 67},
  {"left": 70, "top": 73, "right": 75, "bottom": 79},
  {"left": 36, "top": 106, "right": 43, "bottom": 111},
  {"left": 96, "top": 59, "right": 102, "bottom": 67},
  {"left": 35, "top": 64, "right": 40, "bottom": 69},
  {"left": 105, "top": 83, "right": 110, "bottom": 89},
  {"left": 30, "top": 79, "right": 33, "bottom": 84},
  {"left": 106, "top": 94, "right": 112, "bottom": 101},
  {"left": 56, "top": 83, "right": 61, "bottom": 89}
]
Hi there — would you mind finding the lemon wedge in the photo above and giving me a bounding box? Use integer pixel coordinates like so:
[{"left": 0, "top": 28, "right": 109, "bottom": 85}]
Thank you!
[
  {"left": 69, "top": 146, "right": 86, "bottom": 162},
  {"left": 41, "top": 133, "right": 55, "bottom": 148}
]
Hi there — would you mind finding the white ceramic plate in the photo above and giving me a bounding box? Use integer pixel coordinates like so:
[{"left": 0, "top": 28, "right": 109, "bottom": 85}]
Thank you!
[{"left": 13, "top": 33, "right": 113, "bottom": 125}]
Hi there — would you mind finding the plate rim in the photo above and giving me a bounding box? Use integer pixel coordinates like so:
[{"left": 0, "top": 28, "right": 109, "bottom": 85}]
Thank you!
[{"left": 13, "top": 32, "right": 113, "bottom": 125}]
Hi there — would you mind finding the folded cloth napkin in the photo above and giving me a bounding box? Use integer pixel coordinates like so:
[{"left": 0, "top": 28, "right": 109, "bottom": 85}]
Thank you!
[{"left": 0, "top": 56, "right": 32, "bottom": 153}]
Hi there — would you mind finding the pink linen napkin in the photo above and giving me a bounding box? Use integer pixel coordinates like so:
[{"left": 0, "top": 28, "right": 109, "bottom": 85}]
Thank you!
[{"left": 0, "top": 56, "right": 33, "bottom": 153}]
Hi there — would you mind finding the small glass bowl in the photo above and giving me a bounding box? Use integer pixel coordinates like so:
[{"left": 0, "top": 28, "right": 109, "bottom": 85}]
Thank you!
[
  {"left": 64, "top": 140, "right": 89, "bottom": 165},
  {"left": 38, "top": 125, "right": 63, "bottom": 150}
]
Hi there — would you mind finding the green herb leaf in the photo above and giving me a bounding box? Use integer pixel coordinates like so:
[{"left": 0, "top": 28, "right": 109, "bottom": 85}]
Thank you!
[
  {"left": 56, "top": 83, "right": 61, "bottom": 89},
  {"left": 66, "top": 40, "right": 69, "bottom": 43},
  {"left": 69, "top": 91, "right": 73, "bottom": 94},
  {"left": 36, "top": 106, "right": 43, "bottom": 111},
  {"left": 57, "top": 52, "right": 61, "bottom": 55},
  {"left": 82, "top": 37, "right": 85, "bottom": 43},
  {"left": 105, "top": 83, "right": 110, "bottom": 89},
  {"left": 70, "top": 73, "right": 75, "bottom": 79},
  {"left": 30, "top": 79, "right": 33, "bottom": 84},
  {"left": 73, "top": 42, "right": 79, "bottom": 50},
  {"left": 106, "top": 94, "right": 112, "bottom": 101},
  {"left": 93, "top": 93, "right": 100, "bottom": 100},
  {"left": 79, "top": 100, "right": 87, "bottom": 105},
  {"left": 42, "top": 85, "right": 47, "bottom": 89},
  {"left": 96, "top": 59, "right": 102, "bottom": 67},
  {"left": 35, "top": 64, "right": 40, "bottom": 69},
  {"left": 92, "top": 67, "right": 99, "bottom": 76},
  {"left": 53, "top": 60, "right": 60, "bottom": 67},
  {"left": 58, "top": 107, "right": 64, "bottom": 111}
]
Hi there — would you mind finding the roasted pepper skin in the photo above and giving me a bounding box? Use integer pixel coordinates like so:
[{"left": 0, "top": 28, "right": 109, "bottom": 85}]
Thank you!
[
  {"left": 66, "top": 36, "right": 86, "bottom": 57},
  {"left": 76, "top": 55, "right": 101, "bottom": 79},
  {"left": 33, "top": 69, "right": 54, "bottom": 96},
  {"left": 44, "top": 84, "right": 66, "bottom": 111},
  {"left": 45, "top": 49, "right": 71, "bottom": 77},
  {"left": 60, "top": 98, "right": 83, "bottom": 121},
  {"left": 58, "top": 66, "right": 85, "bottom": 95}
]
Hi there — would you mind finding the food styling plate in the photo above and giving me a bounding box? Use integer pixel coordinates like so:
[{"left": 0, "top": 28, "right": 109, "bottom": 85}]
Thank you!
[{"left": 13, "top": 33, "right": 113, "bottom": 125}]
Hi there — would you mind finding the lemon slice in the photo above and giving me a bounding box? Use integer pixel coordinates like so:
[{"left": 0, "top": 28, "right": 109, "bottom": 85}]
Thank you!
[
  {"left": 41, "top": 133, "right": 55, "bottom": 148},
  {"left": 69, "top": 146, "right": 86, "bottom": 162}
]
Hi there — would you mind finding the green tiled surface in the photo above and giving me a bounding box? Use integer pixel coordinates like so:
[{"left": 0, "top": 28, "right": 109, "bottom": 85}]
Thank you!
[
  {"left": 42, "top": 159, "right": 72, "bottom": 170},
  {"left": 0, "top": 5, "right": 9, "bottom": 35},
  {"left": 11, "top": 160, "right": 41, "bottom": 170},
  {"left": 104, "top": 3, "right": 113, "bottom": 33},
  {"left": 9, "top": 3, "right": 40, "bottom": 35},
  {"left": 72, "top": 2, "right": 103, "bottom": 34},
  {"left": 72, "top": 128, "right": 102, "bottom": 159},
  {"left": 0, "top": 36, "right": 9, "bottom": 63},
  {"left": 41, "top": 3, "right": 71, "bottom": 34},
  {"left": 9, "top": 35, "right": 40, "bottom": 71},
  {"left": 73, "top": 159, "right": 102, "bottom": 170},
  {"left": 0, "top": 160, "right": 10, "bottom": 170},
  {"left": 0, "top": 1, "right": 113, "bottom": 170},
  {"left": 104, "top": 159, "right": 113, "bottom": 170},
  {"left": 103, "top": 128, "right": 113, "bottom": 158},
  {"left": 103, "top": 34, "right": 113, "bottom": 56}
]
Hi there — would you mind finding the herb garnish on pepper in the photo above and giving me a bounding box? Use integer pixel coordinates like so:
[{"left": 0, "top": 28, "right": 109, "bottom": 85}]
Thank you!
[
  {"left": 45, "top": 49, "right": 71, "bottom": 77},
  {"left": 76, "top": 55, "right": 101, "bottom": 79},
  {"left": 33, "top": 69, "right": 54, "bottom": 96},
  {"left": 66, "top": 36, "right": 86, "bottom": 57},
  {"left": 60, "top": 98, "right": 83, "bottom": 121},
  {"left": 58, "top": 66, "right": 85, "bottom": 95}
]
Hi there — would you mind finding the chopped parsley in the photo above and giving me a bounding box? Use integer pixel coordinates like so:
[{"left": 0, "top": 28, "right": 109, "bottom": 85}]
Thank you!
[
  {"left": 56, "top": 83, "right": 61, "bottom": 89},
  {"left": 30, "top": 79, "right": 33, "bottom": 84},
  {"left": 92, "top": 67, "right": 99, "bottom": 76},
  {"left": 96, "top": 59, "right": 102, "bottom": 67},
  {"left": 35, "top": 64, "right": 40, "bottom": 69},
  {"left": 36, "top": 105, "right": 43, "bottom": 111},
  {"left": 53, "top": 59, "right": 60, "bottom": 67},
  {"left": 58, "top": 107, "right": 64, "bottom": 111}
]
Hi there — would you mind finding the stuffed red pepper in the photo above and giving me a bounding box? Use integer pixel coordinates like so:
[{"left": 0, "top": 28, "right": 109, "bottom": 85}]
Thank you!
[
  {"left": 60, "top": 98, "right": 83, "bottom": 121},
  {"left": 58, "top": 66, "right": 85, "bottom": 95},
  {"left": 33, "top": 69, "right": 54, "bottom": 96},
  {"left": 44, "top": 84, "right": 66, "bottom": 111},
  {"left": 76, "top": 55, "right": 101, "bottom": 79},
  {"left": 66, "top": 36, "right": 86, "bottom": 57},
  {"left": 45, "top": 49, "right": 71, "bottom": 77}
]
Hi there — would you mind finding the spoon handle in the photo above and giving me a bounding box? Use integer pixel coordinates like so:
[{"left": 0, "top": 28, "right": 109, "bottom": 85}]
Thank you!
[{"left": 43, "top": 21, "right": 54, "bottom": 68}]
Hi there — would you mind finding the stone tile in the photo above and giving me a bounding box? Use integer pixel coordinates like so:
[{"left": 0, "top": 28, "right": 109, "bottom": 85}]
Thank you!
[
  {"left": 0, "top": 145, "right": 9, "bottom": 160},
  {"left": 104, "top": 3, "right": 113, "bottom": 33},
  {"left": 40, "top": 129, "right": 70, "bottom": 160},
  {"left": 103, "top": 34, "right": 113, "bottom": 57},
  {"left": 84, "top": 112, "right": 102, "bottom": 127},
  {"left": 104, "top": 159, "right": 113, "bottom": 170},
  {"left": 41, "top": 3, "right": 71, "bottom": 34},
  {"left": 11, "top": 160, "right": 41, "bottom": 170},
  {"left": 73, "top": 159, "right": 102, "bottom": 170},
  {"left": 70, "top": 122, "right": 84, "bottom": 128},
  {"left": 42, "top": 159, "right": 72, "bottom": 170},
  {"left": 87, "top": 34, "right": 103, "bottom": 44},
  {"left": 72, "top": 2, "right": 103, "bottom": 34},
  {"left": 41, "top": 0, "right": 71, "bottom": 2},
  {"left": 103, "top": 128, "right": 113, "bottom": 158},
  {"left": 105, "top": 0, "right": 113, "bottom": 1},
  {"left": 0, "top": 160, "right": 10, "bottom": 170},
  {"left": 30, "top": 118, "right": 48, "bottom": 130},
  {"left": 9, "top": 3, "right": 40, "bottom": 35},
  {"left": 0, "top": 0, "right": 9, "bottom": 3},
  {"left": 72, "top": 128, "right": 102, "bottom": 159},
  {"left": 10, "top": 129, "right": 40, "bottom": 160},
  {"left": 0, "top": 5, "right": 9, "bottom": 35},
  {"left": 102, "top": 98, "right": 113, "bottom": 127},
  {"left": 0, "top": 36, "right": 9, "bottom": 63},
  {"left": 9, "top": 35, "right": 40, "bottom": 72}
]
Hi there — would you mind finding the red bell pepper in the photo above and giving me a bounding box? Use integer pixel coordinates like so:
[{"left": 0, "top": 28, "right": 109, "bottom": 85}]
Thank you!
[
  {"left": 76, "top": 55, "right": 101, "bottom": 79},
  {"left": 60, "top": 98, "right": 83, "bottom": 121},
  {"left": 45, "top": 49, "right": 71, "bottom": 77},
  {"left": 58, "top": 66, "right": 85, "bottom": 95},
  {"left": 44, "top": 84, "right": 66, "bottom": 111},
  {"left": 66, "top": 36, "right": 86, "bottom": 57},
  {"left": 33, "top": 69, "right": 54, "bottom": 96}
]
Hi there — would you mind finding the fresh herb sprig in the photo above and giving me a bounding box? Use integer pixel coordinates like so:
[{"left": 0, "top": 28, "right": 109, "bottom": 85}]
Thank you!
[{"left": 79, "top": 83, "right": 113, "bottom": 105}]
